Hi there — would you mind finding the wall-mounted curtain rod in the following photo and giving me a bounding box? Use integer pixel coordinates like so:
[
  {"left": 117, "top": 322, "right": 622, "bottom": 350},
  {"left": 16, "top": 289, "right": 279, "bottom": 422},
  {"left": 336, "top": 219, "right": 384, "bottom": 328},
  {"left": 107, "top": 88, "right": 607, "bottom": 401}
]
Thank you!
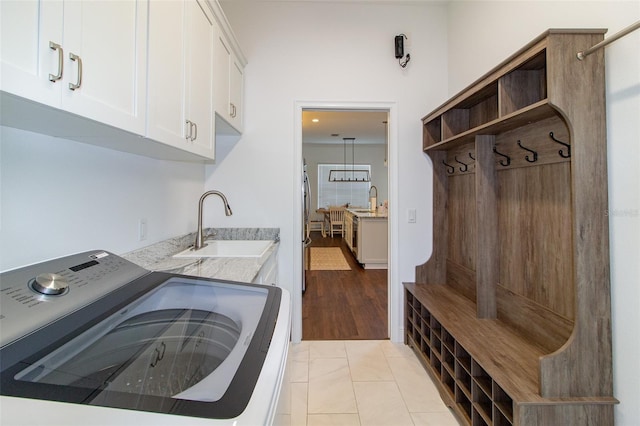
[{"left": 577, "top": 21, "right": 640, "bottom": 60}]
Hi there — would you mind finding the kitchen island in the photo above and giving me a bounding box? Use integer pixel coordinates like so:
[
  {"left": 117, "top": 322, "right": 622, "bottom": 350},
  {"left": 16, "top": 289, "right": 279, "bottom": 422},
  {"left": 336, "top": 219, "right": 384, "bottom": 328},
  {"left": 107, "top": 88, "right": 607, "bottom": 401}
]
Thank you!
[{"left": 344, "top": 209, "right": 388, "bottom": 269}]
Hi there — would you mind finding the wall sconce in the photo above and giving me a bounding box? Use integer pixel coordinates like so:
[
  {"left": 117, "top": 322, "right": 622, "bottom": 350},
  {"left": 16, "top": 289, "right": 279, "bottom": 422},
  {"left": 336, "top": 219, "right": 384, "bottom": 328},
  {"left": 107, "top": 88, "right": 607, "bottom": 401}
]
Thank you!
[{"left": 395, "top": 34, "right": 411, "bottom": 68}]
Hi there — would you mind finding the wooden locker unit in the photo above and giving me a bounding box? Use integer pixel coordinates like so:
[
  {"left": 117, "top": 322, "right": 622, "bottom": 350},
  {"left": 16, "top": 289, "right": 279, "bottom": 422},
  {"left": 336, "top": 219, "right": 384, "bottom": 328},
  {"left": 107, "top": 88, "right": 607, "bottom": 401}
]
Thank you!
[{"left": 405, "top": 30, "right": 617, "bottom": 425}]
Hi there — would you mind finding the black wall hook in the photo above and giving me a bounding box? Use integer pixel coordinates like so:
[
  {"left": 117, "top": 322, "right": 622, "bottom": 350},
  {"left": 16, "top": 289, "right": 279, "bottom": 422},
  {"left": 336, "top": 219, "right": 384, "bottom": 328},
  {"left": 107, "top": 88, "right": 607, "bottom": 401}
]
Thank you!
[
  {"left": 469, "top": 152, "right": 475, "bottom": 161},
  {"left": 455, "top": 156, "right": 468, "bottom": 172},
  {"left": 442, "top": 160, "right": 455, "bottom": 174},
  {"left": 549, "top": 131, "right": 571, "bottom": 158},
  {"left": 517, "top": 140, "right": 538, "bottom": 163},
  {"left": 493, "top": 146, "right": 511, "bottom": 167}
]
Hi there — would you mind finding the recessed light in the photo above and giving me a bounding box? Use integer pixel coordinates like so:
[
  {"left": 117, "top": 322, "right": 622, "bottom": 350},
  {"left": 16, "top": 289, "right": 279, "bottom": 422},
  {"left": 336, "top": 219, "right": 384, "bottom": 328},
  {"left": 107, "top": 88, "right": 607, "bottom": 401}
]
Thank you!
[{"left": 312, "top": 118, "right": 319, "bottom": 123}]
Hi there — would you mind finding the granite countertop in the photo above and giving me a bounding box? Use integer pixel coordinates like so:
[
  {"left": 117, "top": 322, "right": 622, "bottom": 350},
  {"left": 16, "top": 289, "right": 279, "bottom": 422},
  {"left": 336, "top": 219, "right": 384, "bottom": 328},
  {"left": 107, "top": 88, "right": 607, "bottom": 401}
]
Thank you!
[
  {"left": 346, "top": 208, "right": 388, "bottom": 219},
  {"left": 123, "top": 228, "right": 279, "bottom": 283}
]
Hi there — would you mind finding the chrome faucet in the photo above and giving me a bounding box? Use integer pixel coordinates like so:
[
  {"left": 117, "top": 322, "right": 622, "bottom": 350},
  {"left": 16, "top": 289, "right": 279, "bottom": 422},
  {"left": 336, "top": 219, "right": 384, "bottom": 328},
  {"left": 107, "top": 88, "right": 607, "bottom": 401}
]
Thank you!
[{"left": 194, "top": 190, "right": 233, "bottom": 251}]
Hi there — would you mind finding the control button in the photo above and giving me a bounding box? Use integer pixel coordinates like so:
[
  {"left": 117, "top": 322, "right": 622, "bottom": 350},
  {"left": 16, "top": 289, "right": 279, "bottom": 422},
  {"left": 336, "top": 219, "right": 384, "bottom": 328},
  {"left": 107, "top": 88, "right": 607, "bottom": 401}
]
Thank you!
[{"left": 30, "top": 273, "right": 69, "bottom": 296}]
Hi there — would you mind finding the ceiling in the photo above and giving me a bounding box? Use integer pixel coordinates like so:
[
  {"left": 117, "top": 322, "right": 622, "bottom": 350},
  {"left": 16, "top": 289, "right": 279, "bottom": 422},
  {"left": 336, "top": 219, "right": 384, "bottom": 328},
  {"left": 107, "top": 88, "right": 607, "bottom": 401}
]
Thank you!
[{"left": 302, "top": 110, "right": 388, "bottom": 145}]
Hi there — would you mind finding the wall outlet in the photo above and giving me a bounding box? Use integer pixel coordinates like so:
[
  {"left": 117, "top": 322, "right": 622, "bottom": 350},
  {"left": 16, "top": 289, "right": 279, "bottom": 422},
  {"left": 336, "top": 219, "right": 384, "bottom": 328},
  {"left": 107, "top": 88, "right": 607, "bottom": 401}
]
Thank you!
[
  {"left": 408, "top": 208, "right": 416, "bottom": 223},
  {"left": 139, "top": 218, "right": 148, "bottom": 241}
]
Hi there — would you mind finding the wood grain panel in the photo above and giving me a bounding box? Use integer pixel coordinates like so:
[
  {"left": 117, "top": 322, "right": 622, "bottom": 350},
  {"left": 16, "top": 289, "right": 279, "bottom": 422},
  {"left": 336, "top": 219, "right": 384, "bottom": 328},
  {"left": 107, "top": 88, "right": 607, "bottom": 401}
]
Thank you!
[
  {"left": 447, "top": 259, "right": 476, "bottom": 302},
  {"left": 499, "top": 69, "right": 546, "bottom": 116},
  {"left": 475, "top": 136, "right": 498, "bottom": 318},
  {"left": 494, "top": 115, "right": 570, "bottom": 170},
  {"left": 498, "top": 162, "right": 574, "bottom": 319},
  {"left": 497, "top": 285, "right": 573, "bottom": 352},
  {"left": 416, "top": 151, "right": 448, "bottom": 284},
  {"left": 443, "top": 108, "right": 470, "bottom": 139},
  {"left": 448, "top": 174, "right": 476, "bottom": 271}
]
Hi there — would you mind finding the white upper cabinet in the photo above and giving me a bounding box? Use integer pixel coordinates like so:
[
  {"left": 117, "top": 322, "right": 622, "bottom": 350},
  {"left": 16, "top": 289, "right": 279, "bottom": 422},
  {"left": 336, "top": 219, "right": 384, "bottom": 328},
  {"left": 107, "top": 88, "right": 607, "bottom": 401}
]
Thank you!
[
  {"left": 147, "top": 0, "right": 215, "bottom": 160},
  {"left": 0, "top": 0, "right": 64, "bottom": 106},
  {"left": 1, "top": 0, "right": 243, "bottom": 162},
  {"left": 213, "top": 19, "right": 245, "bottom": 133},
  {"left": 0, "top": 0, "right": 147, "bottom": 135}
]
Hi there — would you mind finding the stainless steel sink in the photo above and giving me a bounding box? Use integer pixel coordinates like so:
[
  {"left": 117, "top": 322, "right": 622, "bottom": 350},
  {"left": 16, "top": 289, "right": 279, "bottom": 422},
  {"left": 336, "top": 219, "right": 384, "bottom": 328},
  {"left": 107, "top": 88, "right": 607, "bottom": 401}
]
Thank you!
[{"left": 173, "top": 240, "right": 273, "bottom": 258}]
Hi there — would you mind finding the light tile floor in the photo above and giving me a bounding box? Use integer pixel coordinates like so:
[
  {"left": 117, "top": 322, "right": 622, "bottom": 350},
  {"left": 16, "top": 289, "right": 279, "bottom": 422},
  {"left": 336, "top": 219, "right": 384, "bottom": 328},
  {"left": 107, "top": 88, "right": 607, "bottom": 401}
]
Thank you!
[{"left": 275, "top": 340, "right": 460, "bottom": 426}]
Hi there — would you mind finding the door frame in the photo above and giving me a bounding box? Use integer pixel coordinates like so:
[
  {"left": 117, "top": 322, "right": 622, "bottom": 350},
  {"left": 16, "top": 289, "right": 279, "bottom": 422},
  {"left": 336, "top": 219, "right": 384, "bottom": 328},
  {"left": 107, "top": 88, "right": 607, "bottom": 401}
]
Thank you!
[{"left": 292, "top": 100, "right": 400, "bottom": 343}]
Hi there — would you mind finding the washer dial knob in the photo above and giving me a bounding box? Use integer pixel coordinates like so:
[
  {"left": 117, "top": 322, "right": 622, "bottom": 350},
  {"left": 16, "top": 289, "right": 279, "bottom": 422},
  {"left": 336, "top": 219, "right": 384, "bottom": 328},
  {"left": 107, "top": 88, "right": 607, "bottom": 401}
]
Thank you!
[{"left": 31, "top": 273, "right": 69, "bottom": 295}]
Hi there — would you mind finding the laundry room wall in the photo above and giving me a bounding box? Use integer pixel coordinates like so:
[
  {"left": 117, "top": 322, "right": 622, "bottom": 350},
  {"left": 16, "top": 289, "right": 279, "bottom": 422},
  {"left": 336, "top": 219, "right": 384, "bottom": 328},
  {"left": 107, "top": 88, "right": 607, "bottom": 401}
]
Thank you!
[
  {"left": 446, "top": 2, "right": 640, "bottom": 424},
  {"left": 0, "top": 126, "right": 205, "bottom": 270}
]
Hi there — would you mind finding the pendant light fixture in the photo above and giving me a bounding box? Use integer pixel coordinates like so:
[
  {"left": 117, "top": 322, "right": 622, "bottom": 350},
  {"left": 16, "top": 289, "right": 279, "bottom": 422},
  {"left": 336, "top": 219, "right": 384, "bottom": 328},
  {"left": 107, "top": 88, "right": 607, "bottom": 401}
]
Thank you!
[{"left": 328, "top": 138, "right": 371, "bottom": 182}]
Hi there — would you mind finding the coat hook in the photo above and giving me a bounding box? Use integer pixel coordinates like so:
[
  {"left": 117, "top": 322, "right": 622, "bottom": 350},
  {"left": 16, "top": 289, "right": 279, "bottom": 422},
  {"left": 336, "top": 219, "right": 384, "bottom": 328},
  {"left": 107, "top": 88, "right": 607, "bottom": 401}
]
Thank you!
[
  {"left": 549, "top": 131, "right": 571, "bottom": 158},
  {"left": 469, "top": 152, "right": 475, "bottom": 161},
  {"left": 517, "top": 140, "right": 538, "bottom": 163},
  {"left": 442, "top": 160, "right": 455, "bottom": 174},
  {"left": 455, "top": 156, "right": 468, "bottom": 172},
  {"left": 493, "top": 146, "right": 511, "bottom": 167}
]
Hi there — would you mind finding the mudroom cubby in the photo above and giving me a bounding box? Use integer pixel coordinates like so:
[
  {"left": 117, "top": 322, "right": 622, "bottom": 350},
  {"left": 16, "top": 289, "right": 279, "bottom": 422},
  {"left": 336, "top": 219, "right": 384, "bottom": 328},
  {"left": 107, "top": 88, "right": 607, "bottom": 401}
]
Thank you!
[{"left": 406, "top": 30, "right": 618, "bottom": 425}]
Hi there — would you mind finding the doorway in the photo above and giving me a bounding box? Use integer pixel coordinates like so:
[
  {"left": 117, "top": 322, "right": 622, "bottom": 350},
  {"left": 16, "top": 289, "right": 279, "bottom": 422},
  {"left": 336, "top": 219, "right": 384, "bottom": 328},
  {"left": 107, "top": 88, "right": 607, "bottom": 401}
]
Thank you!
[{"left": 302, "top": 108, "right": 390, "bottom": 340}]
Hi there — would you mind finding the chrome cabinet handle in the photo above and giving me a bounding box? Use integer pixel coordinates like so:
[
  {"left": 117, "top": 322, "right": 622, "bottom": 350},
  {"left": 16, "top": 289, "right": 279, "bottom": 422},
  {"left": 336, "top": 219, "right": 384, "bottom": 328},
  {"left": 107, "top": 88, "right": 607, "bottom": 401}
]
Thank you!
[
  {"left": 185, "top": 120, "right": 192, "bottom": 140},
  {"left": 48, "top": 42, "right": 63, "bottom": 82},
  {"left": 229, "top": 102, "right": 236, "bottom": 118},
  {"left": 192, "top": 121, "right": 197, "bottom": 141},
  {"left": 68, "top": 52, "right": 82, "bottom": 90}
]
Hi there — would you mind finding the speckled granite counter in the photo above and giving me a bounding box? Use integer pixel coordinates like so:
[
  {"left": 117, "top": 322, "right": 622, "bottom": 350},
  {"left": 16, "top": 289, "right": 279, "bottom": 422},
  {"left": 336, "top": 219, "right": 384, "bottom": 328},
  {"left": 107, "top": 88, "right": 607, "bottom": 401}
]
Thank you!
[{"left": 123, "top": 228, "right": 279, "bottom": 283}]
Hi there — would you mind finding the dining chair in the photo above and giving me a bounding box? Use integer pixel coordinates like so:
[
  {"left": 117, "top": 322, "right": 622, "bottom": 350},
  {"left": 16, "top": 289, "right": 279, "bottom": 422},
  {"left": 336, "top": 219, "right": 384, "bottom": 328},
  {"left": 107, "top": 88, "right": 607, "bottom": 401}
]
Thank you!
[{"left": 329, "top": 206, "right": 345, "bottom": 237}]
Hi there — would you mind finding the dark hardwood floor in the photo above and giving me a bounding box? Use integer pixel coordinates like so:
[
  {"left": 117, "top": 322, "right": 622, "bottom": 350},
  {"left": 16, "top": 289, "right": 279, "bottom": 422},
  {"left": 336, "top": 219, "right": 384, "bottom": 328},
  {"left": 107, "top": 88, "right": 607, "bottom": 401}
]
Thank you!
[{"left": 302, "top": 232, "right": 388, "bottom": 340}]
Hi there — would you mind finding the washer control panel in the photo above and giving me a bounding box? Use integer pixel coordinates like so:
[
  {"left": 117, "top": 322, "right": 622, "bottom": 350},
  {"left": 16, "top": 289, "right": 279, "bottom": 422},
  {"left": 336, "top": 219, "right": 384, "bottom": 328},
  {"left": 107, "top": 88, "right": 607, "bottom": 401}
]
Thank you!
[{"left": 0, "top": 251, "right": 149, "bottom": 348}]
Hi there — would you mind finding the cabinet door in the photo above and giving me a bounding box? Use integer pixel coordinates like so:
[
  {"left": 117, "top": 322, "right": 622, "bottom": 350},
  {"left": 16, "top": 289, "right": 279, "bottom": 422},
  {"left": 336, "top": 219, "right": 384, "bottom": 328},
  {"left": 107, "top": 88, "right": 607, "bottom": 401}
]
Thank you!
[
  {"left": 61, "top": 0, "right": 147, "bottom": 135},
  {"left": 0, "top": 0, "right": 63, "bottom": 106},
  {"left": 185, "top": 0, "right": 215, "bottom": 157},
  {"left": 147, "top": 0, "right": 187, "bottom": 147},
  {"left": 229, "top": 55, "right": 244, "bottom": 131},
  {"left": 213, "top": 30, "right": 232, "bottom": 123},
  {"left": 213, "top": 30, "right": 244, "bottom": 133}
]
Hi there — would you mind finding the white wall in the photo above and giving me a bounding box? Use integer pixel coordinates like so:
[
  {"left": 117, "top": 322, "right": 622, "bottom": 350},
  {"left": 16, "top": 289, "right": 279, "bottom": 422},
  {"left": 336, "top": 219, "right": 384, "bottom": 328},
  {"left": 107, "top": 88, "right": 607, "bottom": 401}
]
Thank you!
[
  {"left": 447, "top": 2, "right": 640, "bottom": 423},
  {"left": 209, "top": 1, "right": 449, "bottom": 341},
  {"left": 0, "top": 126, "right": 205, "bottom": 270}
]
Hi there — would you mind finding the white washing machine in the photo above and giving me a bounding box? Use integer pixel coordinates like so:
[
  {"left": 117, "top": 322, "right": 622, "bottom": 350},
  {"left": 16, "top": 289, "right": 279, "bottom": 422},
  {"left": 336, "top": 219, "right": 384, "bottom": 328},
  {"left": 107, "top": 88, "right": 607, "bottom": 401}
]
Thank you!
[{"left": 0, "top": 250, "right": 290, "bottom": 425}]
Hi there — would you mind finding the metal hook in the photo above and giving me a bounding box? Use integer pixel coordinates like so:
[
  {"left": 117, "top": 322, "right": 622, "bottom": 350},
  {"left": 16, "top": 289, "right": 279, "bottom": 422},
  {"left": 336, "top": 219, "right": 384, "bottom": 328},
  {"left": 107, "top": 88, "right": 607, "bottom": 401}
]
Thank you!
[
  {"left": 468, "top": 152, "right": 475, "bottom": 161},
  {"left": 517, "top": 140, "right": 538, "bottom": 163},
  {"left": 493, "top": 146, "right": 511, "bottom": 167},
  {"left": 549, "top": 131, "right": 571, "bottom": 158},
  {"left": 442, "top": 160, "right": 455, "bottom": 174},
  {"left": 455, "top": 156, "right": 468, "bottom": 172}
]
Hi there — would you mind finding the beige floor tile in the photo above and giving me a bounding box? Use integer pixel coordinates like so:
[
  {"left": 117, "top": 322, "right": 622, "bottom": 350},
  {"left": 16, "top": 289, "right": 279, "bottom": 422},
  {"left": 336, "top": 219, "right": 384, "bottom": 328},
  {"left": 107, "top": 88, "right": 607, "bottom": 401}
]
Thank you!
[
  {"left": 346, "top": 348, "right": 395, "bottom": 382},
  {"left": 387, "top": 356, "right": 448, "bottom": 412},
  {"left": 353, "top": 382, "right": 413, "bottom": 426},
  {"left": 308, "top": 358, "right": 358, "bottom": 414},
  {"left": 307, "top": 414, "right": 361, "bottom": 426},
  {"left": 410, "top": 411, "right": 461, "bottom": 426},
  {"left": 380, "top": 340, "right": 416, "bottom": 358},
  {"left": 309, "top": 340, "right": 347, "bottom": 359},
  {"left": 291, "top": 382, "right": 309, "bottom": 426}
]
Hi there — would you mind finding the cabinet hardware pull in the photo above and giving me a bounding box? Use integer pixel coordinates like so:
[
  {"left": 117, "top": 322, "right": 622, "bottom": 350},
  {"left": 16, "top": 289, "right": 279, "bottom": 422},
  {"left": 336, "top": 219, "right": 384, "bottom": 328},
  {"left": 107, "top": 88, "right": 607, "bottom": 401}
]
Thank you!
[
  {"left": 192, "top": 122, "right": 198, "bottom": 141},
  {"left": 230, "top": 102, "right": 236, "bottom": 118},
  {"left": 185, "top": 120, "right": 192, "bottom": 140},
  {"left": 549, "top": 132, "right": 571, "bottom": 158},
  {"left": 493, "top": 146, "right": 511, "bottom": 167},
  {"left": 48, "top": 42, "right": 64, "bottom": 82},
  {"left": 455, "top": 156, "right": 469, "bottom": 172},
  {"left": 68, "top": 53, "right": 82, "bottom": 90},
  {"left": 442, "top": 160, "right": 455, "bottom": 174},
  {"left": 517, "top": 140, "right": 538, "bottom": 163}
]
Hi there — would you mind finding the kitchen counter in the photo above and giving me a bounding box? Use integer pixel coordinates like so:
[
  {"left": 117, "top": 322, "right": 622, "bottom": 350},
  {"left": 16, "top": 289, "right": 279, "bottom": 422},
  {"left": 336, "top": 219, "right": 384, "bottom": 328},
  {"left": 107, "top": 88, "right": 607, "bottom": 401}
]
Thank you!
[
  {"left": 346, "top": 208, "right": 388, "bottom": 219},
  {"left": 123, "top": 228, "right": 279, "bottom": 282}
]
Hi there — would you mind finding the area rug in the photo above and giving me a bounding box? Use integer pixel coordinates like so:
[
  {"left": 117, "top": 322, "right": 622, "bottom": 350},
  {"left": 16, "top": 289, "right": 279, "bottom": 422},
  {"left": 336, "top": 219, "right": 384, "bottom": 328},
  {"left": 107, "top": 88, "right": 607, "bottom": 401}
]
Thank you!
[{"left": 309, "top": 247, "right": 351, "bottom": 271}]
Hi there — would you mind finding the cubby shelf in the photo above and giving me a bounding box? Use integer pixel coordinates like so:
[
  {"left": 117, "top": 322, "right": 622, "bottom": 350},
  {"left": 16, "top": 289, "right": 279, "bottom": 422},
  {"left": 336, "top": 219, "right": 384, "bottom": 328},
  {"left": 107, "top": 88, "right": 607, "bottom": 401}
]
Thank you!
[{"left": 408, "top": 29, "right": 617, "bottom": 426}]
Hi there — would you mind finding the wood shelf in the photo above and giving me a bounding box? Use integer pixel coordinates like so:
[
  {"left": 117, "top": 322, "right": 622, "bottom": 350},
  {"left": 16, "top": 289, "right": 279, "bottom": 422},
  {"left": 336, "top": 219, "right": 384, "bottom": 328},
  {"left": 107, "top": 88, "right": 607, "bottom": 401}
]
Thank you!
[{"left": 412, "top": 29, "right": 617, "bottom": 426}]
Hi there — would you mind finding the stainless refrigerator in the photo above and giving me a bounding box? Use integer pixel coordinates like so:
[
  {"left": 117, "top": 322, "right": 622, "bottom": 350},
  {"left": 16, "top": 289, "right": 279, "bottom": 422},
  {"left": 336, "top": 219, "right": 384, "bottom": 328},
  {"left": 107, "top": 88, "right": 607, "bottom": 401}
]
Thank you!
[{"left": 302, "top": 159, "right": 312, "bottom": 293}]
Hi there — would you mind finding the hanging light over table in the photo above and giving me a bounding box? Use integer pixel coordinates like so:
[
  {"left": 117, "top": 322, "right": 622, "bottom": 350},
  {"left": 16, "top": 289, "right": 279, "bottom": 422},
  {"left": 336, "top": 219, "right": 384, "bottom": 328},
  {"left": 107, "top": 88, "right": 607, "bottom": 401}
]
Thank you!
[{"left": 328, "top": 138, "right": 371, "bottom": 182}]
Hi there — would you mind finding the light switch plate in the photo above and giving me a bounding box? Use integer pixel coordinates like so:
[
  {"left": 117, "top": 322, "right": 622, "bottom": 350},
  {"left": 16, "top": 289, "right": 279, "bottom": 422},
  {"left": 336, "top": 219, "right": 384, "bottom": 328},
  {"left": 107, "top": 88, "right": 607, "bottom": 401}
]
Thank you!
[{"left": 408, "top": 208, "right": 416, "bottom": 223}]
